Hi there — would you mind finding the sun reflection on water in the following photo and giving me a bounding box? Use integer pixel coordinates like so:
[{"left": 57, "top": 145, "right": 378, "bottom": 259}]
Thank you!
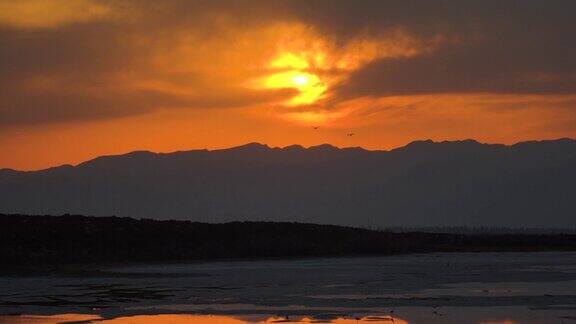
[{"left": 0, "top": 314, "right": 408, "bottom": 324}]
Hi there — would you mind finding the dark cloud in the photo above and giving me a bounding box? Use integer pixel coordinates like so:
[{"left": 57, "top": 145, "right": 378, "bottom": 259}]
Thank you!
[
  {"left": 0, "top": 87, "right": 174, "bottom": 125},
  {"left": 0, "top": 24, "right": 134, "bottom": 82},
  {"left": 296, "top": 0, "right": 576, "bottom": 98},
  {"left": 287, "top": 0, "right": 576, "bottom": 38},
  {"left": 337, "top": 36, "right": 576, "bottom": 98},
  {"left": 0, "top": 85, "right": 294, "bottom": 126}
]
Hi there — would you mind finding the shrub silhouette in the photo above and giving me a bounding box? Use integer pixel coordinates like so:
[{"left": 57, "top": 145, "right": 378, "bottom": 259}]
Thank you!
[{"left": 1, "top": 214, "right": 575, "bottom": 267}]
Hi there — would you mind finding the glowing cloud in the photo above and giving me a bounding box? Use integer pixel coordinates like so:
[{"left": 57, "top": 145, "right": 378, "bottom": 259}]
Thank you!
[
  {"left": 262, "top": 69, "right": 327, "bottom": 105},
  {"left": 270, "top": 52, "right": 310, "bottom": 70},
  {"left": 250, "top": 23, "right": 437, "bottom": 119}
]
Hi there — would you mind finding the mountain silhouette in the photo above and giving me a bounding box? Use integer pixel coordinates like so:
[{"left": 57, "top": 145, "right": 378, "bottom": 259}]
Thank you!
[{"left": 1, "top": 138, "right": 576, "bottom": 228}]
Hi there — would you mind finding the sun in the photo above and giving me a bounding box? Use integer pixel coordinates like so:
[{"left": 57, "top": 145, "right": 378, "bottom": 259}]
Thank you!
[
  {"left": 291, "top": 74, "right": 310, "bottom": 86},
  {"left": 258, "top": 52, "right": 328, "bottom": 106}
]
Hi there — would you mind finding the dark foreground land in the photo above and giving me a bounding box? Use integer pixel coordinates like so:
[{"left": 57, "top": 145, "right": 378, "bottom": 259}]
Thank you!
[{"left": 2, "top": 214, "right": 576, "bottom": 268}]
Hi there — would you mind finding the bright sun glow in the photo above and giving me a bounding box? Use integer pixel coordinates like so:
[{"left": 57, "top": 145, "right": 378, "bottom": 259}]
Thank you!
[
  {"left": 260, "top": 52, "right": 328, "bottom": 106},
  {"left": 270, "top": 52, "right": 309, "bottom": 70},
  {"left": 292, "top": 74, "right": 309, "bottom": 86}
]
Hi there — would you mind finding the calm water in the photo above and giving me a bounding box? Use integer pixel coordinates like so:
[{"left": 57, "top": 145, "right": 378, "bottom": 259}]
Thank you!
[{"left": 1, "top": 252, "right": 576, "bottom": 323}]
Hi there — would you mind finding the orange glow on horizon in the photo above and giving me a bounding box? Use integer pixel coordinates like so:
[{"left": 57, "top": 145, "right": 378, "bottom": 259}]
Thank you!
[{"left": 2, "top": 92, "right": 576, "bottom": 171}]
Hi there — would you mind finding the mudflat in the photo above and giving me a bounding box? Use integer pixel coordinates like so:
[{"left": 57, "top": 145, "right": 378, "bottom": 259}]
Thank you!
[{"left": 1, "top": 252, "right": 576, "bottom": 323}]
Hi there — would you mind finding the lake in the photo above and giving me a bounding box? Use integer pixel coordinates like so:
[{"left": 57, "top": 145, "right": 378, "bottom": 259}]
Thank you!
[{"left": 1, "top": 252, "right": 576, "bottom": 323}]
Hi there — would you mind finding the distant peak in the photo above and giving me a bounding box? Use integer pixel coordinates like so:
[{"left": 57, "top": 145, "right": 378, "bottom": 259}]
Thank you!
[
  {"left": 283, "top": 144, "right": 305, "bottom": 151},
  {"left": 76, "top": 150, "right": 156, "bottom": 168},
  {"left": 226, "top": 142, "right": 270, "bottom": 151},
  {"left": 513, "top": 137, "right": 576, "bottom": 147},
  {"left": 123, "top": 150, "right": 155, "bottom": 158},
  {"left": 405, "top": 139, "right": 435, "bottom": 147},
  {"left": 441, "top": 139, "right": 481, "bottom": 145},
  {"left": 127, "top": 150, "right": 154, "bottom": 155},
  {"left": 308, "top": 143, "right": 339, "bottom": 151},
  {"left": 405, "top": 139, "right": 483, "bottom": 147},
  {"left": 0, "top": 168, "right": 18, "bottom": 174},
  {"left": 342, "top": 146, "right": 368, "bottom": 152}
]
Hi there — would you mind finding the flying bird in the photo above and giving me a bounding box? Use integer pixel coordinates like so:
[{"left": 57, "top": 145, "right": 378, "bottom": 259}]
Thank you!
[{"left": 346, "top": 132, "right": 355, "bottom": 137}]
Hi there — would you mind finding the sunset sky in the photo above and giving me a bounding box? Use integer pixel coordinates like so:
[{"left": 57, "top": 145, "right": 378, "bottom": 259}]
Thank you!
[{"left": 1, "top": 0, "right": 576, "bottom": 170}]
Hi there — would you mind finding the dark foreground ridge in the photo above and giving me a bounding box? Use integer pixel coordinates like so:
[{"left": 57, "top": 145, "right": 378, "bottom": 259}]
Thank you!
[{"left": 2, "top": 214, "right": 576, "bottom": 268}]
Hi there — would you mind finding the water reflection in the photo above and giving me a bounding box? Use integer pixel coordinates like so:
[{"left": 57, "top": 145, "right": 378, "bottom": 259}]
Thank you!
[
  {"left": 0, "top": 314, "right": 408, "bottom": 324},
  {"left": 100, "top": 315, "right": 250, "bottom": 324},
  {"left": 0, "top": 313, "right": 101, "bottom": 323},
  {"left": 102, "top": 315, "right": 407, "bottom": 323}
]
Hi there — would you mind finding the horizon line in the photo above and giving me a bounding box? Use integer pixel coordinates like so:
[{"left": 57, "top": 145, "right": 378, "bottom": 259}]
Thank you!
[{"left": 2, "top": 136, "right": 575, "bottom": 173}]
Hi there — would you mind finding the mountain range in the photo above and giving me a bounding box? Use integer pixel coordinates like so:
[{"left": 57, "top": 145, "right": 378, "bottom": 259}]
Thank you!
[{"left": 1, "top": 138, "right": 575, "bottom": 228}]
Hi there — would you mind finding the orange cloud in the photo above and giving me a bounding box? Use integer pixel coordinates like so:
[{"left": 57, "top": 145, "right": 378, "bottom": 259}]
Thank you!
[
  {"left": 246, "top": 23, "right": 440, "bottom": 121},
  {"left": 0, "top": 0, "right": 119, "bottom": 28}
]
